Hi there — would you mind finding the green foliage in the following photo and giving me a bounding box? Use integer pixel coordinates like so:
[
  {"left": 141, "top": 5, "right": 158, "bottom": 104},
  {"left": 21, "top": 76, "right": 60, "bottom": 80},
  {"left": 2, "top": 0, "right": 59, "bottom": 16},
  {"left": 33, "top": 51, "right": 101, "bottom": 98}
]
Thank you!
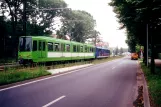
[
  {"left": 57, "top": 10, "right": 96, "bottom": 42},
  {"left": 0, "top": 0, "right": 97, "bottom": 58},
  {"left": 141, "top": 62, "right": 161, "bottom": 106},
  {"left": 86, "top": 30, "right": 101, "bottom": 45},
  {"left": 158, "top": 53, "right": 161, "bottom": 59},
  {"left": 0, "top": 67, "right": 51, "bottom": 85},
  {"left": 0, "top": 0, "right": 67, "bottom": 36},
  {"left": 135, "top": 44, "right": 141, "bottom": 53},
  {"left": 109, "top": 0, "right": 161, "bottom": 51},
  {"left": 110, "top": 0, "right": 161, "bottom": 73},
  {"left": 0, "top": 0, "right": 68, "bottom": 58}
]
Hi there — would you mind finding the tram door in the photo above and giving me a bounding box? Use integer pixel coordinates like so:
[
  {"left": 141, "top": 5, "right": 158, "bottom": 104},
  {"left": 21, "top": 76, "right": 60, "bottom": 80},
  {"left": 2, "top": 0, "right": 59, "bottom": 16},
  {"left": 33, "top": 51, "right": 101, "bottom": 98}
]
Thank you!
[{"left": 38, "top": 41, "right": 46, "bottom": 58}]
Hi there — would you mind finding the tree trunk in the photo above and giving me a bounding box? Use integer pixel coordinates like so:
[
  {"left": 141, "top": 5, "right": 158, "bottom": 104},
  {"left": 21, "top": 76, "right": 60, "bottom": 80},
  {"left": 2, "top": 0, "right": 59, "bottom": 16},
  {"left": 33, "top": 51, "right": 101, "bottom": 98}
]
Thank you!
[
  {"left": 11, "top": 14, "right": 16, "bottom": 61},
  {"left": 143, "top": 41, "right": 147, "bottom": 65},
  {"left": 23, "top": 0, "right": 27, "bottom": 36},
  {"left": 151, "top": 35, "right": 155, "bottom": 74},
  {"left": 0, "top": 16, "right": 6, "bottom": 59}
]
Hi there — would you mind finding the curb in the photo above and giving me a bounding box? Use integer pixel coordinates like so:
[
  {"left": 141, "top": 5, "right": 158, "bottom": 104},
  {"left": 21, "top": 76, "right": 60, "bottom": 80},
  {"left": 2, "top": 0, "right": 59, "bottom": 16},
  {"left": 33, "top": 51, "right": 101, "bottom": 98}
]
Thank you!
[
  {"left": 47, "top": 64, "right": 93, "bottom": 75},
  {"left": 138, "top": 61, "right": 151, "bottom": 107}
]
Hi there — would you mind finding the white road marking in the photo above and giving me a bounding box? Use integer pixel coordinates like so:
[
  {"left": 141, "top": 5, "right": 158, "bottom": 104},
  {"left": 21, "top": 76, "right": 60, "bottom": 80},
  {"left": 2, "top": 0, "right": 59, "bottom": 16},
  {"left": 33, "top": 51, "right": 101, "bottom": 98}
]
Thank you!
[
  {"left": 112, "top": 67, "right": 116, "bottom": 69},
  {"left": 119, "top": 62, "right": 124, "bottom": 65},
  {"left": 42, "top": 96, "right": 66, "bottom": 107}
]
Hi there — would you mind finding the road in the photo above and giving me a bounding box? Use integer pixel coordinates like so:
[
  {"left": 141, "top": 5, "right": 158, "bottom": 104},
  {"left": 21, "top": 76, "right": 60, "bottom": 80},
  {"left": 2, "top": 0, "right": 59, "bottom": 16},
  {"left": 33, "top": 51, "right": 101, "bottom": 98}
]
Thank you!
[{"left": 0, "top": 56, "right": 138, "bottom": 107}]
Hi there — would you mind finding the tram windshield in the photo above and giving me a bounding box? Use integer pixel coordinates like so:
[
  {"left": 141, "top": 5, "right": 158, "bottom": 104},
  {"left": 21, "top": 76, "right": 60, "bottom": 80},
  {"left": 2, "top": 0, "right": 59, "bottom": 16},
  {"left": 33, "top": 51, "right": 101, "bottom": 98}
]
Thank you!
[{"left": 19, "top": 37, "right": 32, "bottom": 52}]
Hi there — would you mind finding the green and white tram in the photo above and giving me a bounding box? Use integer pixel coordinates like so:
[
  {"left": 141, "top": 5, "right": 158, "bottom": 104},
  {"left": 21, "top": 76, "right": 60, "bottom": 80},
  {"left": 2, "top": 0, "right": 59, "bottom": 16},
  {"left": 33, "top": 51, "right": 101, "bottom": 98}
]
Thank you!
[{"left": 18, "top": 36, "right": 95, "bottom": 64}]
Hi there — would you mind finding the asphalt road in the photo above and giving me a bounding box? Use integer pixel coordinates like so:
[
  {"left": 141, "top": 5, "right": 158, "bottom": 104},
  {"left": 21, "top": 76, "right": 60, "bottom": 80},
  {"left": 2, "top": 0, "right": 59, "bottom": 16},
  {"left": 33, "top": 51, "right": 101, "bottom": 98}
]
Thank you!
[{"left": 0, "top": 56, "right": 138, "bottom": 107}]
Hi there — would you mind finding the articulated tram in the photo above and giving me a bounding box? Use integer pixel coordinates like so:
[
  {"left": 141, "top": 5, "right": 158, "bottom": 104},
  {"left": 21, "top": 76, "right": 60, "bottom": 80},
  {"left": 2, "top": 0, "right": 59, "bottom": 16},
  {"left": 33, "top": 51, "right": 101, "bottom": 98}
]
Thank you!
[{"left": 18, "top": 36, "right": 110, "bottom": 64}]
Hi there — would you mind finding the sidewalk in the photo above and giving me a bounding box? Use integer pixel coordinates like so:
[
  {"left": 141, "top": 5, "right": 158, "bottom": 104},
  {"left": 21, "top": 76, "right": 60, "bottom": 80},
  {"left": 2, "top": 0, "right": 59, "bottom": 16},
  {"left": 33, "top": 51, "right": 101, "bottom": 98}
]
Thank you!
[
  {"left": 47, "top": 64, "right": 93, "bottom": 75},
  {"left": 134, "top": 61, "right": 150, "bottom": 107}
]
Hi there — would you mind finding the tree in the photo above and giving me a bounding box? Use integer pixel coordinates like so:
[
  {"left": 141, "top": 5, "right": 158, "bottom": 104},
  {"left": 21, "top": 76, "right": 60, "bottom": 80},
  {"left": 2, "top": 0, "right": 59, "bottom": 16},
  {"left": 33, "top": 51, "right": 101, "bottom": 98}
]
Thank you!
[
  {"left": 31, "top": 0, "right": 67, "bottom": 35},
  {"left": 0, "top": 16, "right": 7, "bottom": 58},
  {"left": 1, "top": 0, "right": 68, "bottom": 35},
  {"left": 0, "top": 0, "right": 68, "bottom": 58},
  {"left": 115, "top": 46, "right": 119, "bottom": 55},
  {"left": 86, "top": 30, "right": 101, "bottom": 45},
  {"left": 120, "top": 47, "right": 123, "bottom": 55},
  {"left": 58, "top": 10, "right": 96, "bottom": 42},
  {"left": 109, "top": 0, "right": 161, "bottom": 74}
]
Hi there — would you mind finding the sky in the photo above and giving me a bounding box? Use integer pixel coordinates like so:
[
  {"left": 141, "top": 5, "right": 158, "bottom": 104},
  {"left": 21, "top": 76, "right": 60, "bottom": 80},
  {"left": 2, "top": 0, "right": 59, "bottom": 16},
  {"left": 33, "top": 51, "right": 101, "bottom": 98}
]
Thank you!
[{"left": 63, "top": 0, "right": 128, "bottom": 48}]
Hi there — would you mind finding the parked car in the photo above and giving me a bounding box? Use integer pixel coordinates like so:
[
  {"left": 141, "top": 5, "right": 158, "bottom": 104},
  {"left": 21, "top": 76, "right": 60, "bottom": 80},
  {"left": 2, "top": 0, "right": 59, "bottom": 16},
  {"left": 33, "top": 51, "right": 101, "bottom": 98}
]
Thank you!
[{"left": 131, "top": 52, "right": 138, "bottom": 60}]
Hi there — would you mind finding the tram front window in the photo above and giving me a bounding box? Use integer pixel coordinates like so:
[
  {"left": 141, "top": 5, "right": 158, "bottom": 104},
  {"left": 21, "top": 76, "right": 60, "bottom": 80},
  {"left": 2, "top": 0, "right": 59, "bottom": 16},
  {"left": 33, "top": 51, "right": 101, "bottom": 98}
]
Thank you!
[{"left": 19, "top": 37, "right": 32, "bottom": 52}]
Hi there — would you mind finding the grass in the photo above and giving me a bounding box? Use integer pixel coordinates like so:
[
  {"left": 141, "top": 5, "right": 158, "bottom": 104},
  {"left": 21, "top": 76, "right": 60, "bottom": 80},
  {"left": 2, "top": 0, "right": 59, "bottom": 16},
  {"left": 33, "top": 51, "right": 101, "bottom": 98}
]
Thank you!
[
  {"left": 0, "top": 67, "right": 51, "bottom": 86},
  {"left": 140, "top": 62, "right": 161, "bottom": 106}
]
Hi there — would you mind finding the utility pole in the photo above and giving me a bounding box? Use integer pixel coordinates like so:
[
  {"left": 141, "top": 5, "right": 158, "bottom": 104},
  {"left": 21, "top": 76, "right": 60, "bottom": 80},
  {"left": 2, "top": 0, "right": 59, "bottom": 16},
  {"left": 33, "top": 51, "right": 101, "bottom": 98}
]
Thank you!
[
  {"left": 147, "top": 24, "right": 149, "bottom": 66},
  {"left": 151, "top": 29, "right": 155, "bottom": 74}
]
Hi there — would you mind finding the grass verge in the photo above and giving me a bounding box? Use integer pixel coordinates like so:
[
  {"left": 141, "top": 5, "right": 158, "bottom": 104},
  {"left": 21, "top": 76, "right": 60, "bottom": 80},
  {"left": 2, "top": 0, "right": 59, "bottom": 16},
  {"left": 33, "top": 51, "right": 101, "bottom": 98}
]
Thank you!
[
  {"left": 0, "top": 67, "right": 51, "bottom": 86},
  {"left": 140, "top": 62, "right": 161, "bottom": 107}
]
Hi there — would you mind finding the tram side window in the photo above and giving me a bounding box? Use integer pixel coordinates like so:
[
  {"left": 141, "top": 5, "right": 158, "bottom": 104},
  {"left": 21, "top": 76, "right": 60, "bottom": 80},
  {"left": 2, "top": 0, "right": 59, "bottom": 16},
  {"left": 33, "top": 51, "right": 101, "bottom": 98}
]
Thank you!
[
  {"left": 85, "top": 46, "right": 87, "bottom": 52},
  {"left": 77, "top": 45, "right": 80, "bottom": 52},
  {"left": 80, "top": 46, "right": 83, "bottom": 52},
  {"left": 33, "top": 41, "right": 37, "bottom": 51},
  {"left": 61, "top": 44, "right": 65, "bottom": 52},
  {"left": 73, "top": 45, "right": 77, "bottom": 52},
  {"left": 48, "top": 42, "right": 53, "bottom": 51},
  {"left": 66, "top": 44, "right": 70, "bottom": 52},
  {"left": 19, "top": 37, "right": 32, "bottom": 52},
  {"left": 54, "top": 43, "right": 60, "bottom": 51},
  {"left": 39, "top": 41, "right": 41, "bottom": 50},
  {"left": 91, "top": 47, "right": 94, "bottom": 52},
  {"left": 43, "top": 42, "right": 45, "bottom": 51},
  {"left": 89, "top": 47, "right": 91, "bottom": 52},
  {"left": 87, "top": 47, "right": 90, "bottom": 52},
  {"left": 92, "top": 48, "right": 94, "bottom": 52}
]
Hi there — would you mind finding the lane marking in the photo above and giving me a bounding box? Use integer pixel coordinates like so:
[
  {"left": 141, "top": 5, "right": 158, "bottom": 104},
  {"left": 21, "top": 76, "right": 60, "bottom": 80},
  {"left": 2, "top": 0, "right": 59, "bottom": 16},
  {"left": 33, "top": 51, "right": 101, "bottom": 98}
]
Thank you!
[
  {"left": 119, "top": 62, "right": 124, "bottom": 65},
  {"left": 118, "top": 63, "right": 122, "bottom": 65},
  {"left": 0, "top": 58, "right": 123, "bottom": 92},
  {"left": 42, "top": 95, "right": 66, "bottom": 107},
  {"left": 112, "top": 67, "right": 116, "bottom": 69}
]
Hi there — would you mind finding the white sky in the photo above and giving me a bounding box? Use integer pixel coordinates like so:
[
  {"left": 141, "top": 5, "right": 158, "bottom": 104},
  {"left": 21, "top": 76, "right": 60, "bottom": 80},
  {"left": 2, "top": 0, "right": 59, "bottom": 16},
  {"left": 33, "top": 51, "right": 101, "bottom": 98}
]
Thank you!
[{"left": 63, "top": 0, "right": 128, "bottom": 48}]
